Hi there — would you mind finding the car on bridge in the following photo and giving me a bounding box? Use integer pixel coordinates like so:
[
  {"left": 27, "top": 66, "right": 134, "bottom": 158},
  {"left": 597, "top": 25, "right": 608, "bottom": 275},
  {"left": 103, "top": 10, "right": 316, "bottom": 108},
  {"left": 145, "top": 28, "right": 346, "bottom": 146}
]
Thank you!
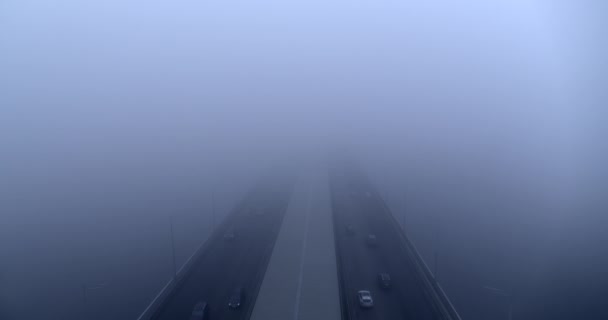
[
  {"left": 377, "top": 273, "right": 391, "bottom": 289},
  {"left": 357, "top": 290, "right": 374, "bottom": 308},
  {"left": 346, "top": 224, "right": 355, "bottom": 235},
  {"left": 249, "top": 207, "right": 265, "bottom": 216},
  {"left": 224, "top": 229, "right": 236, "bottom": 242},
  {"left": 190, "top": 301, "right": 209, "bottom": 320},
  {"left": 228, "top": 287, "right": 245, "bottom": 309},
  {"left": 366, "top": 234, "right": 378, "bottom": 247}
]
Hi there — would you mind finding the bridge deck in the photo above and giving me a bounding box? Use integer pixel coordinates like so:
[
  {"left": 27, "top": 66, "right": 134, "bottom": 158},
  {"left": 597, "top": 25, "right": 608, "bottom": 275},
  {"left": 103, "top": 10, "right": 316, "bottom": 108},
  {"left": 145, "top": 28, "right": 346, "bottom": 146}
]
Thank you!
[{"left": 250, "top": 168, "right": 340, "bottom": 320}]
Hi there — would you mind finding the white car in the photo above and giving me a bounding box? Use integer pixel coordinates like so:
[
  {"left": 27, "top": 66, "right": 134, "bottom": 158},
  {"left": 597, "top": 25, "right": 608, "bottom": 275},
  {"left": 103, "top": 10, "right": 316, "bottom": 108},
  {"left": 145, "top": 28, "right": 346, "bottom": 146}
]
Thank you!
[
  {"left": 190, "top": 301, "right": 208, "bottom": 320},
  {"left": 357, "top": 290, "right": 374, "bottom": 308},
  {"left": 366, "top": 234, "right": 378, "bottom": 247},
  {"left": 224, "top": 230, "right": 236, "bottom": 241}
]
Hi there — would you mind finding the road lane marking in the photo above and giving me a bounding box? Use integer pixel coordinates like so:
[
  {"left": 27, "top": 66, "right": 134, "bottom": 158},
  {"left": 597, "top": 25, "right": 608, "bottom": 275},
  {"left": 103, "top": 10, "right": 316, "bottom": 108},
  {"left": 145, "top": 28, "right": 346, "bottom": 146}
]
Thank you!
[{"left": 293, "top": 178, "right": 312, "bottom": 320}]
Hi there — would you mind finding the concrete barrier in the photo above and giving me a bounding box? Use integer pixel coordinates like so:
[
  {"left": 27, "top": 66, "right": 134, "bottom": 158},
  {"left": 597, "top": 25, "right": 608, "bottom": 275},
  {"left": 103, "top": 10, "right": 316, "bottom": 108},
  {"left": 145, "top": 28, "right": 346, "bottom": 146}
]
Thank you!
[
  {"left": 136, "top": 194, "right": 252, "bottom": 320},
  {"left": 373, "top": 185, "right": 462, "bottom": 320},
  {"left": 136, "top": 233, "right": 211, "bottom": 320}
]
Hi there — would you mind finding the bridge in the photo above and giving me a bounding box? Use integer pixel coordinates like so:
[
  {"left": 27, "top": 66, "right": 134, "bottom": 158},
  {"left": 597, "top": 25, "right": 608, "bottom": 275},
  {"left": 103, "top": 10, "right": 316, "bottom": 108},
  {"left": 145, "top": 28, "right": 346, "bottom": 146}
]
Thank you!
[{"left": 137, "top": 161, "right": 461, "bottom": 320}]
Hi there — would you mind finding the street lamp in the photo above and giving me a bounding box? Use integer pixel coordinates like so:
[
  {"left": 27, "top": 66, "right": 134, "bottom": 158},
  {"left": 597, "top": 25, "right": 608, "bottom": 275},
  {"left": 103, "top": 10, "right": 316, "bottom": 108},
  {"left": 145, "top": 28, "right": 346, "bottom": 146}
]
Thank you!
[
  {"left": 169, "top": 215, "right": 177, "bottom": 278},
  {"left": 401, "top": 193, "right": 406, "bottom": 230},
  {"left": 434, "top": 251, "right": 439, "bottom": 281},
  {"left": 483, "top": 285, "right": 513, "bottom": 320},
  {"left": 433, "top": 218, "right": 440, "bottom": 281},
  {"left": 81, "top": 282, "right": 107, "bottom": 319},
  {"left": 211, "top": 189, "right": 216, "bottom": 229},
  {"left": 81, "top": 282, "right": 107, "bottom": 305}
]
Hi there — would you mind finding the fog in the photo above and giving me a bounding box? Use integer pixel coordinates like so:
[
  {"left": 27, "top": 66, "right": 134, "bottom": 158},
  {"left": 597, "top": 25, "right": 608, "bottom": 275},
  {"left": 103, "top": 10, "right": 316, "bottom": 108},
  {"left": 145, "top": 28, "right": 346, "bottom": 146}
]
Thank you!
[{"left": 1, "top": 0, "right": 607, "bottom": 319}]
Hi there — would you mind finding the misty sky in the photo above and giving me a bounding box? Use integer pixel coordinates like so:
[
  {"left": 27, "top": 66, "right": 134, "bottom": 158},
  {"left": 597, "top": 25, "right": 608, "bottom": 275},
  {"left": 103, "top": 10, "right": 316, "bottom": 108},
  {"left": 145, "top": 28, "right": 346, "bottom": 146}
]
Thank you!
[
  {"left": 1, "top": 0, "right": 607, "bottom": 319},
  {"left": 2, "top": 1, "right": 606, "bottom": 151},
  {"left": 2, "top": 0, "right": 606, "bottom": 227}
]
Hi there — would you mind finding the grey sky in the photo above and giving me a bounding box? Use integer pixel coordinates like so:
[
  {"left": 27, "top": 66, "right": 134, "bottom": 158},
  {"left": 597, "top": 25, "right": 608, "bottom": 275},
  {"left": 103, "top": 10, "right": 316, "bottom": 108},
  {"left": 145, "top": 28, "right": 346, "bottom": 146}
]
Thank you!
[
  {"left": 2, "top": 1, "right": 605, "bottom": 147},
  {"left": 3, "top": 0, "right": 605, "bottom": 201}
]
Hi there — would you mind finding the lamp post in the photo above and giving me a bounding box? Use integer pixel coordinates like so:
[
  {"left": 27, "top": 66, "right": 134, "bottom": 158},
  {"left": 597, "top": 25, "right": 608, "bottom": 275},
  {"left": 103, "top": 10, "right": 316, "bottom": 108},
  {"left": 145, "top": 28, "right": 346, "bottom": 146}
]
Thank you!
[
  {"left": 81, "top": 282, "right": 107, "bottom": 305},
  {"left": 401, "top": 193, "right": 406, "bottom": 230},
  {"left": 81, "top": 282, "right": 107, "bottom": 319},
  {"left": 434, "top": 251, "right": 439, "bottom": 280},
  {"left": 169, "top": 215, "right": 177, "bottom": 278},
  {"left": 483, "top": 285, "right": 513, "bottom": 320},
  {"left": 211, "top": 189, "right": 216, "bottom": 229},
  {"left": 433, "top": 215, "right": 440, "bottom": 281}
]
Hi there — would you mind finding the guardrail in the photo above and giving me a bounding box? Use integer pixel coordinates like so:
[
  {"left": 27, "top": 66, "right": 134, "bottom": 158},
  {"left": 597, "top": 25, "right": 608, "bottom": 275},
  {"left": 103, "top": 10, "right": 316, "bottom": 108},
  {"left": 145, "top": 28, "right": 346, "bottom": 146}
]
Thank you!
[
  {"left": 136, "top": 233, "right": 210, "bottom": 320},
  {"left": 136, "top": 191, "right": 253, "bottom": 320},
  {"left": 328, "top": 175, "right": 354, "bottom": 320},
  {"left": 372, "top": 185, "right": 462, "bottom": 320}
]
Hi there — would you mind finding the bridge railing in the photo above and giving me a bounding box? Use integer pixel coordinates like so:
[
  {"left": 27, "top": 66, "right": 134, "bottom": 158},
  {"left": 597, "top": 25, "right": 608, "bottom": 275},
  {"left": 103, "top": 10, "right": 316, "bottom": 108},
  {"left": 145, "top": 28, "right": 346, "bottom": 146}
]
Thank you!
[
  {"left": 136, "top": 233, "right": 209, "bottom": 320},
  {"left": 372, "top": 185, "right": 462, "bottom": 320},
  {"left": 136, "top": 193, "right": 253, "bottom": 320}
]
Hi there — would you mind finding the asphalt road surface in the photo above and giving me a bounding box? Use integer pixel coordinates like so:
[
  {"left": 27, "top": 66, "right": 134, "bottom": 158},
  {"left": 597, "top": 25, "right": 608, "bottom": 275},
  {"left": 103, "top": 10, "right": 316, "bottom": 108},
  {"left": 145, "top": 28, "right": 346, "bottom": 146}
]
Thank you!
[
  {"left": 152, "top": 175, "right": 294, "bottom": 320},
  {"left": 329, "top": 164, "right": 440, "bottom": 320}
]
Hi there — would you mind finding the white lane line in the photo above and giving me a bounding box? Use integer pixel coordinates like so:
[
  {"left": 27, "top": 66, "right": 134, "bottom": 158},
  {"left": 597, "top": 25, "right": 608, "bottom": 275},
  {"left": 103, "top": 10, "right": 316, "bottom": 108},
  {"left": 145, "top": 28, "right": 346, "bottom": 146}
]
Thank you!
[{"left": 293, "top": 178, "right": 312, "bottom": 320}]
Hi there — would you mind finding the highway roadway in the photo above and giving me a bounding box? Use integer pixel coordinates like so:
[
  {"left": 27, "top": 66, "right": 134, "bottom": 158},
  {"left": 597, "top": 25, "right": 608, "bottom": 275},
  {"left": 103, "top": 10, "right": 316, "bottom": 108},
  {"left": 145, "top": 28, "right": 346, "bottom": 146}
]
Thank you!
[
  {"left": 329, "top": 164, "right": 441, "bottom": 320},
  {"left": 151, "top": 176, "right": 294, "bottom": 320}
]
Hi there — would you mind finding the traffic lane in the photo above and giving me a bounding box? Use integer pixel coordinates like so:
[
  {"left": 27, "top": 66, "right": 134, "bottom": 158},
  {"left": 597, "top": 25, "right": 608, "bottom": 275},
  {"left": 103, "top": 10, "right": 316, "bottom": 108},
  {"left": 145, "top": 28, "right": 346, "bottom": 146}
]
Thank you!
[
  {"left": 208, "top": 214, "right": 281, "bottom": 320},
  {"left": 355, "top": 216, "right": 409, "bottom": 319},
  {"left": 356, "top": 185, "right": 439, "bottom": 319},
  {"left": 339, "top": 228, "right": 408, "bottom": 320},
  {"left": 157, "top": 240, "right": 246, "bottom": 319},
  {"left": 361, "top": 205, "right": 436, "bottom": 319},
  {"left": 332, "top": 189, "right": 407, "bottom": 320},
  {"left": 153, "top": 210, "right": 243, "bottom": 319},
  {"left": 155, "top": 211, "right": 274, "bottom": 319},
  {"left": 331, "top": 171, "right": 436, "bottom": 320},
  {"left": 154, "top": 187, "right": 290, "bottom": 320},
  {"left": 161, "top": 207, "right": 285, "bottom": 319}
]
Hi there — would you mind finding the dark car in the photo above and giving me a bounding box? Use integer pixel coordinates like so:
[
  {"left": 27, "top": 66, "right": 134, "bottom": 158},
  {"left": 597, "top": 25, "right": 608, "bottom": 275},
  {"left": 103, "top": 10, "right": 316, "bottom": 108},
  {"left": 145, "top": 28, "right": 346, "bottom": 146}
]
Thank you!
[
  {"left": 377, "top": 273, "right": 391, "bottom": 289},
  {"left": 366, "top": 234, "right": 378, "bottom": 247},
  {"left": 190, "top": 301, "right": 209, "bottom": 320},
  {"left": 249, "top": 207, "right": 264, "bottom": 216},
  {"left": 254, "top": 207, "right": 265, "bottom": 216},
  {"left": 228, "top": 287, "right": 245, "bottom": 309},
  {"left": 346, "top": 224, "right": 355, "bottom": 235},
  {"left": 224, "top": 230, "right": 236, "bottom": 242}
]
